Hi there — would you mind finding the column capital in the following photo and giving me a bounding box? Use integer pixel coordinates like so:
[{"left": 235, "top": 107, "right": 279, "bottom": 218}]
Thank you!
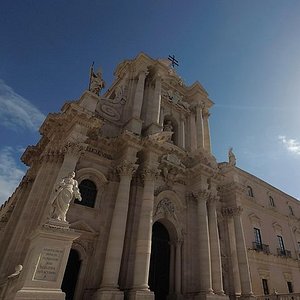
[
  {"left": 222, "top": 206, "right": 243, "bottom": 218},
  {"left": 202, "top": 107, "right": 210, "bottom": 118},
  {"left": 137, "top": 69, "right": 149, "bottom": 79},
  {"left": 141, "top": 166, "right": 160, "bottom": 181},
  {"left": 208, "top": 194, "right": 220, "bottom": 206},
  {"left": 192, "top": 189, "right": 211, "bottom": 203},
  {"left": 116, "top": 160, "right": 138, "bottom": 177}
]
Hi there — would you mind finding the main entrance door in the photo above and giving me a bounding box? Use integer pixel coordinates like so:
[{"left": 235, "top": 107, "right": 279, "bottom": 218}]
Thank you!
[
  {"left": 61, "top": 249, "right": 81, "bottom": 300},
  {"left": 149, "top": 222, "right": 170, "bottom": 300}
]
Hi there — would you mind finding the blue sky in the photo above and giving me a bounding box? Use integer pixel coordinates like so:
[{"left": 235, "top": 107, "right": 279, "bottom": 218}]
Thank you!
[{"left": 1, "top": 0, "right": 300, "bottom": 203}]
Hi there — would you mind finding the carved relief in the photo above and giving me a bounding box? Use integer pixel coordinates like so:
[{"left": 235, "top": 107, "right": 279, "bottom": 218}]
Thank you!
[{"left": 154, "top": 198, "right": 178, "bottom": 223}]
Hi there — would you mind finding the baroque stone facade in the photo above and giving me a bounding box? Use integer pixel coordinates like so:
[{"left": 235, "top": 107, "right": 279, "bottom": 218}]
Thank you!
[{"left": 0, "top": 53, "right": 300, "bottom": 300}]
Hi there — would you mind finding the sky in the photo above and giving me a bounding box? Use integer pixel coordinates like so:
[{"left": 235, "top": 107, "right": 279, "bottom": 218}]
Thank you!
[{"left": 0, "top": 0, "right": 300, "bottom": 204}]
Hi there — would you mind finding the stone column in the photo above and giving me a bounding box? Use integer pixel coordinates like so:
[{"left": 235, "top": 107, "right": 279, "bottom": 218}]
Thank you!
[
  {"left": 175, "top": 240, "right": 182, "bottom": 295},
  {"left": 178, "top": 117, "right": 185, "bottom": 148},
  {"left": 169, "top": 242, "right": 175, "bottom": 294},
  {"left": 159, "top": 106, "right": 164, "bottom": 126},
  {"left": 127, "top": 70, "right": 148, "bottom": 134},
  {"left": 208, "top": 196, "right": 224, "bottom": 295},
  {"left": 227, "top": 215, "right": 241, "bottom": 296},
  {"left": 95, "top": 161, "right": 137, "bottom": 300},
  {"left": 232, "top": 207, "right": 254, "bottom": 298},
  {"left": 194, "top": 190, "right": 213, "bottom": 295},
  {"left": 189, "top": 112, "right": 197, "bottom": 151},
  {"left": 133, "top": 70, "right": 148, "bottom": 118},
  {"left": 195, "top": 104, "right": 204, "bottom": 149},
  {"left": 147, "top": 74, "right": 162, "bottom": 135},
  {"left": 129, "top": 166, "right": 159, "bottom": 300},
  {"left": 202, "top": 108, "right": 211, "bottom": 153}
]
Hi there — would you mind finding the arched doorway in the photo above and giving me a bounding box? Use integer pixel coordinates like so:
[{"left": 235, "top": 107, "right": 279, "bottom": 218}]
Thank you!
[
  {"left": 61, "top": 249, "right": 81, "bottom": 300},
  {"left": 149, "top": 222, "right": 170, "bottom": 300}
]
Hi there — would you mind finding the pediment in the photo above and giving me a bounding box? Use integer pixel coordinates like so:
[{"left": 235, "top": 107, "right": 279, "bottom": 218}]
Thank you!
[{"left": 70, "top": 220, "right": 97, "bottom": 235}]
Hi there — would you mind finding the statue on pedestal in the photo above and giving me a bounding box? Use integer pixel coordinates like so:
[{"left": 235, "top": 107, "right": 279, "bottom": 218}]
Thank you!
[
  {"left": 50, "top": 172, "right": 82, "bottom": 222},
  {"left": 228, "top": 147, "right": 236, "bottom": 166},
  {"left": 89, "top": 63, "right": 105, "bottom": 95}
]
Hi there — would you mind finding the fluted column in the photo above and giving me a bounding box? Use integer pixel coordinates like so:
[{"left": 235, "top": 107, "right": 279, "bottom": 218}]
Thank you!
[
  {"left": 202, "top": 108, "right": 211, "bottom": 153},
  {"left": 194, "top": 190, "right": 213, "bottom": 294},
  {"left": 208, "top": 196, "right": 224, "bottom": 295},
  {"left": 96, "top": 161, "right": 137, "bottom": 299},
  {"left": 232, "top": 207, "right": 254, "bottom": 297},
  {"left": 195, "top": 104, "right": 204, "bottom": 149},
  {"left": 189, "top": 112, "right": 197, "bottom": 151},
  {"left": 130, "top": 166, "right": 159, "bottom": 299},
  {"left": 175, "top": 240, "right": 182, "bottom": 295}
]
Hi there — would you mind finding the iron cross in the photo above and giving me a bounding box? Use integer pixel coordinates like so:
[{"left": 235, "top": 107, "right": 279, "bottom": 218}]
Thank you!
[{"left": 168, "top": 55, "right": 179, "bottom": 68}]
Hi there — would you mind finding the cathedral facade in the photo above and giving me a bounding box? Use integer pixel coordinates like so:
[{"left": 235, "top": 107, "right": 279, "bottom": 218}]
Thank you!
[{"left": 0, "top": 53, "right": 300, "bottom": 300}]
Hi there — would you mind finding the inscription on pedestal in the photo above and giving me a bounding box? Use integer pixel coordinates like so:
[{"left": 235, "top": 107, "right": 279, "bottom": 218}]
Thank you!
[{"left": 33, "top": 247, "right": 64, "bottom": 281}]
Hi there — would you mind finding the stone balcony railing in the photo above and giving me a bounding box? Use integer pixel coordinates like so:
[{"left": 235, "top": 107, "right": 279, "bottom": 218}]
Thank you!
[
  {"left": 277, "top": 248, "right": 292, "bottom": 258},
  {"left": 257, "top": 293, "right": 300, "bottom": 300},
  {"left": 252, "top": 242, "right": 270, "bottom": 254}
]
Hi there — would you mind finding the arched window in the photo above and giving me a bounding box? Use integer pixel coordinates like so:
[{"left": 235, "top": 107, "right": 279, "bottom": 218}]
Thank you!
[
  {"left": 269, "top": 196, "right": 275, "bottom": 207},
  {"left": 247, "top": 186, "right": 254, "bottom": 197},
  {"left": 75, "top": 179, "right": 97, "bottom": 208}
]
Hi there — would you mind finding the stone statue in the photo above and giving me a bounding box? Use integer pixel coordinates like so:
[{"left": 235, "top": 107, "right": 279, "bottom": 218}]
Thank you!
[
  {"left": 89, "top": 67, "right": 105, "bottom": 95},
  {"left": 50, "top": 172, "right": 82, "bottom": 222},
  {"left": 163, "top": 120, "right": 173, "bottom": 132},
  {"left": 228, "top": 147, "right": 236, "bottom": 166}
]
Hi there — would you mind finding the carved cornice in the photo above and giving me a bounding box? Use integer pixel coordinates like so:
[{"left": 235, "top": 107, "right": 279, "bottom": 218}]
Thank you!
[{"left": 222, "top": 206, "right": 243, "bottom": 217}]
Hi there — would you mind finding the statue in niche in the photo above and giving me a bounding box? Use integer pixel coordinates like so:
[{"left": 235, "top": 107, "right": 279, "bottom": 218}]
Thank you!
[
  {"left": 89, "top": 64, "right": 105, "bottom": 95},
  {"left": 228, "top": 147, "right": 236, "bottom": 166},
  {"left": 163, "top": 120, "right": 173, "bottom": 132},
  {"left": 50, "top": 172, "right": 82, "bottom": 222},
  {"left": 163, "top": 120, "right": 174, "bottom": 142}
]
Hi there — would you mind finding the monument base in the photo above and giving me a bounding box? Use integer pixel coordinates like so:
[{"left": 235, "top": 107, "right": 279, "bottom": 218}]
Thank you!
[
  {"left": 12, "top": 219, "right": 80, "bottom": 300},
  {"left": 14, "top": 287, "right": 65, "bottom": 300}
]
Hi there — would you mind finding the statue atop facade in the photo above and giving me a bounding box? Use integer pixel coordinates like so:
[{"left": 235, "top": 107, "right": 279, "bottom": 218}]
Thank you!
[
  {"left": 50, "top": 172, "right": 82, "bottom": 222},
  {"left": 228, "top": 147, "right": 236, "bottom": 166},
  {"left": 89, "top": 63, "right": 105, "bottom": 95}
]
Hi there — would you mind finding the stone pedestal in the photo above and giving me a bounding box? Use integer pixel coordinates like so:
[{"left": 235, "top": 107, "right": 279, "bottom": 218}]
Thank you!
[{"left": 13, "top": 219, "right": 80, "bottom": 300}]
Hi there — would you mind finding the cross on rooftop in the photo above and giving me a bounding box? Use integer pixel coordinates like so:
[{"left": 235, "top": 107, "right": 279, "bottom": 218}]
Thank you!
[{"left": 168, "top": 55, "right": 179, "bottom": 68}]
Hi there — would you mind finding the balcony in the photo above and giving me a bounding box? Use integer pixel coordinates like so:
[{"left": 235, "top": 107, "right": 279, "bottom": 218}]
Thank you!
[
  {"left": 257, "top": 293, "right": 300, "bottom": 300},
  {"left": 252, "top": 242, "right": 270, "bottom": 254},
  {"left": 277, "top": 248, "right": 292, "bottom": 258}
]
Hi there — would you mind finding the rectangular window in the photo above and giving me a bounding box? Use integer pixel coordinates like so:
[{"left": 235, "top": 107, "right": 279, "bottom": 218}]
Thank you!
[
  {"left": 298, "top": 242, "right": 300, "bottom": 252},
  {"left": 277, "top": 235, "right": 285, "bottom": 252},
  {"left": 287, "top": 281, "right": 293, "bottom": 293},
  {"left": 262, "top": 279, "right": 269, "bottom": 295},
  {"left": 254, "top": 228, "right": 262, "bottom": 247}
]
